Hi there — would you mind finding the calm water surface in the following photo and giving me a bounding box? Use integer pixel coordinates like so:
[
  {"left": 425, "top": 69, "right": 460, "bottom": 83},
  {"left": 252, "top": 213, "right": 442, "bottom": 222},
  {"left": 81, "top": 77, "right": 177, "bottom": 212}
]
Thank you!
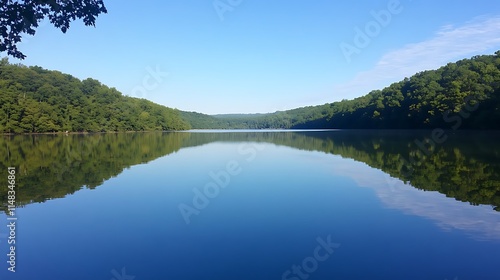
[{"left": 0, "top": 130, "right": 499, "bottom": 280}]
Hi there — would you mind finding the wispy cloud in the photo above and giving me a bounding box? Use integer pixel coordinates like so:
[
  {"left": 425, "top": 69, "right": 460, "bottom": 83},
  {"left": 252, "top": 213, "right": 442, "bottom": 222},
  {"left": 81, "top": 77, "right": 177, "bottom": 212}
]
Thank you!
[{"left": 328, "top": 15, "right": 500, "bottom": 102}]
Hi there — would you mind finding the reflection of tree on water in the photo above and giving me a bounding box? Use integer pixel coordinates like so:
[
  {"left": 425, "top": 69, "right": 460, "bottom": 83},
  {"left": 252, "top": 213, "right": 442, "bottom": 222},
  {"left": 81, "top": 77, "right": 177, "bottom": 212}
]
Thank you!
[
  {"left": 1, "top": 130, "right": 499, "bottom": 213},
  {"left": 0, "top": 132, "right": 190, "bottom": 212}
]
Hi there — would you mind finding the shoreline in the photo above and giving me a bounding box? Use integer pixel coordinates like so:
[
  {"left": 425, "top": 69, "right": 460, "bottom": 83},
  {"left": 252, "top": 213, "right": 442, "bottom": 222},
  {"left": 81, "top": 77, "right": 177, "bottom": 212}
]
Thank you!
[
  {"left": 2, "top": 128, "right": 500, "bottom": 136},
  {"left": 0, "top": 130, "right": 179, "bottom": 136}
]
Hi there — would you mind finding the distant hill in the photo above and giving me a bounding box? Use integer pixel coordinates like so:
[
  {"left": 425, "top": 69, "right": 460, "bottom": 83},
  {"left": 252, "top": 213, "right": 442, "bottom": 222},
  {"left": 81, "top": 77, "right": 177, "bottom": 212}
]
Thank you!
[
  {"left": 0, "top": 58, "right": 190, "bottom": 133},
  {"left": 180, "top": 111, "right": 271, "bottom": 129},
  {"left": 182, "top": 51, "right": 500, "bottom": 130},
  {"left": 212, "top": 113, "right": 270, "bottom": 118}
]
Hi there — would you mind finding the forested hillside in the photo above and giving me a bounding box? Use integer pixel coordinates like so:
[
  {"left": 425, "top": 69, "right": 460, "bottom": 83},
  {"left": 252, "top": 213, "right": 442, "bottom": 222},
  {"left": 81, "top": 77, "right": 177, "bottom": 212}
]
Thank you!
[
  {"left": 185, "top": 51, "right": 500, "bottom": 129},
  {"left": 2, "top": 51, "right": 500, "bottom": 132},
  {"left": 0, "top": 58, "right": 190, "bottom": 133}
]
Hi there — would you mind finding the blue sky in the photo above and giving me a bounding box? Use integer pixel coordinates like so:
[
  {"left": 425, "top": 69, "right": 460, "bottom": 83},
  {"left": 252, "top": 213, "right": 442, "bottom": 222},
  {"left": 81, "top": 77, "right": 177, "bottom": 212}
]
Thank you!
[{"left": 4, "top": 0, "right": 500, "bottom": 114}]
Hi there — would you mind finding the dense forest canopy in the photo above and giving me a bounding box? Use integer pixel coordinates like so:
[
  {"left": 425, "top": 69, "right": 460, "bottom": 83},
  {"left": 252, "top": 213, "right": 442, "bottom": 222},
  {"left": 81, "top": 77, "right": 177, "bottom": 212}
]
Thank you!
[{"left": 0, "top": 58, "right": 190, "bottom": 133}]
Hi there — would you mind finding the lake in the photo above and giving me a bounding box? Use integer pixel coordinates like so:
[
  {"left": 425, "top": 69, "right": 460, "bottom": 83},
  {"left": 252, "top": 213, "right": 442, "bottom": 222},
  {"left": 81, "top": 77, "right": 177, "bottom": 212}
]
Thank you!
[{"left": 1, "top": 130, "right": 499, "bottom": 280}]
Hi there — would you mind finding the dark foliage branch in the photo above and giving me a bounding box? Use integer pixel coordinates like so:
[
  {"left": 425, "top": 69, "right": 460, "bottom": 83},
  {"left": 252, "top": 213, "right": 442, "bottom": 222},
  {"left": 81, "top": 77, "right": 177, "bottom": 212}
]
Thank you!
[{"left": 0, "top": 0, "right": 107, "bottom": 59}]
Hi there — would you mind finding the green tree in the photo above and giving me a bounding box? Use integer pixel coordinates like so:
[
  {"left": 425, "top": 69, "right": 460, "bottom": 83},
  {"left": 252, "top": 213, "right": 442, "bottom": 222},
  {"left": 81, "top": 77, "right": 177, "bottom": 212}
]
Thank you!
[{"left": 0, "top": 0, "right": 107, "bottom": 59}]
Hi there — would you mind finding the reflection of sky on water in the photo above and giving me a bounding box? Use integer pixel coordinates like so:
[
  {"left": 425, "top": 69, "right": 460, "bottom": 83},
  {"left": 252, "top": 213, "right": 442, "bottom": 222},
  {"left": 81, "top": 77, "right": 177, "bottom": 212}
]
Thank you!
[{"left": 303, "top": 151, "right": 500, "bottom": 241}]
